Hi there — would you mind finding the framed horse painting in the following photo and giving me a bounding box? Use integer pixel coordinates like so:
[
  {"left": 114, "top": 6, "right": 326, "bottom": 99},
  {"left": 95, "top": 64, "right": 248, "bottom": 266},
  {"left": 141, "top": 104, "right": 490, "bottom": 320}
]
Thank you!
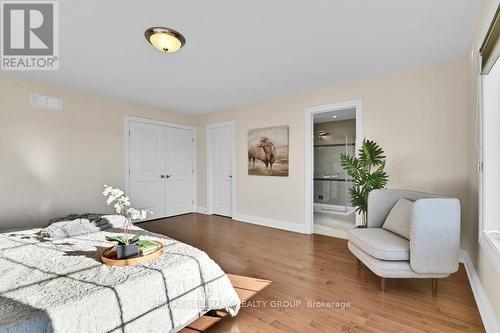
[{"left": 248, "top": 125, "right": 289, "bottom": 176}]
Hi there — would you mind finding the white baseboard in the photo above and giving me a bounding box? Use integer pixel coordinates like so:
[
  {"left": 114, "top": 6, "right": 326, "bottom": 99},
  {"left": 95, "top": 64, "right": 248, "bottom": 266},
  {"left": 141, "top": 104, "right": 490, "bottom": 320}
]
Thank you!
[
  {"left": 232, "top": 213, "right": 309, "bottom": 234},
  {"left": 196, "top": 207, "right": 208, "bottom": 214},
  {"left": 460, "top": 250, "right": 500, "bottom": 333}
]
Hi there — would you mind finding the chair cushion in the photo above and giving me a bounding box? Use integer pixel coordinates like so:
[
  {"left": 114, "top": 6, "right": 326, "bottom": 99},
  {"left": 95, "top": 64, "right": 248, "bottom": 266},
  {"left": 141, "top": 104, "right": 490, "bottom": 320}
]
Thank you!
[
  {"left": 348, "top": 228, "right": 410, "bottom": 261},
  {"left": 382, "top": 198, "right": 413, "bottom": 239},
  {"left": 348, "top": 242, "right": 449, "bottom": 278}
]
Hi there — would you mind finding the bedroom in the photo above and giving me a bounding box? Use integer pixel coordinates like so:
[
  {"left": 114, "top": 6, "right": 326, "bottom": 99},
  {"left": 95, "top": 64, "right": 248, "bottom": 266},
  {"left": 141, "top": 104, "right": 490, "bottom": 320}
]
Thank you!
[{"left": 1, "top": 0, "right": 500, "bottom": 332}]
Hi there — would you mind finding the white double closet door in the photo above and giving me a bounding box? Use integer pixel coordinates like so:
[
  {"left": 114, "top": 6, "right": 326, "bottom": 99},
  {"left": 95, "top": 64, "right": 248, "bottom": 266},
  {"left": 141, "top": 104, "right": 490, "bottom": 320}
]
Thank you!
[{"left": 129, "top": 121, "right": 195, "bottom": 219}]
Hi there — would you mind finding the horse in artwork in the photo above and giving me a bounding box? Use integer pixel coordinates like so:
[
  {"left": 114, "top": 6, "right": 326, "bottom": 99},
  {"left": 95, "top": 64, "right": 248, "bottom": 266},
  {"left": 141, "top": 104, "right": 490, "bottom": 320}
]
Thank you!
[{"left": 248, "top": 137, "right": 277, "bottom": 174}]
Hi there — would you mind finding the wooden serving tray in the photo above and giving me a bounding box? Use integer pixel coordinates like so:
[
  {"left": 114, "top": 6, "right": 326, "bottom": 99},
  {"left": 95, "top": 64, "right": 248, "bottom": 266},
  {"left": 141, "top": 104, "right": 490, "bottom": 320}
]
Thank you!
[{"left": 101, "top": 241, "right": 164, "bottom": 267}]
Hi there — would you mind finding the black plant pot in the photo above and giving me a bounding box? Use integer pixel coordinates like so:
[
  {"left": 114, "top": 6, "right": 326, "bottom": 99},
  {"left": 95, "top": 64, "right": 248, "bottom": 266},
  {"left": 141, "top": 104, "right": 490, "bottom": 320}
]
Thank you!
[{"left": 116, "top": 244, "right": 139, "bottom": 259}]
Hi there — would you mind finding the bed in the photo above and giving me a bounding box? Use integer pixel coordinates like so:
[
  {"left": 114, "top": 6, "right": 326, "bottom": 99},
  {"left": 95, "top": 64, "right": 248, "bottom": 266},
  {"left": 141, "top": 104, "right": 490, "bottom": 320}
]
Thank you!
[{"left": 0, "top": 216, "right": 240, "bottom": 333}]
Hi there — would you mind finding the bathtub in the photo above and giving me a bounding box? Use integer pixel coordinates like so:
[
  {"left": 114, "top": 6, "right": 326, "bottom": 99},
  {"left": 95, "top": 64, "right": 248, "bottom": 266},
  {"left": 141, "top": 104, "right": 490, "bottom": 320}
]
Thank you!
[{"left": 314, "top": 203, "right": 356, "bottom": 216}]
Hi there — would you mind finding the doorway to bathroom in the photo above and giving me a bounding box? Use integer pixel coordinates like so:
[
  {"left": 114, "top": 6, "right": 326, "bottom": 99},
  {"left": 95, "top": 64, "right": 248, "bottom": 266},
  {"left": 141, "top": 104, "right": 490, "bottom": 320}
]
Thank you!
[{"left": 305, "top": 99, "right": 363, "bottom": 239}]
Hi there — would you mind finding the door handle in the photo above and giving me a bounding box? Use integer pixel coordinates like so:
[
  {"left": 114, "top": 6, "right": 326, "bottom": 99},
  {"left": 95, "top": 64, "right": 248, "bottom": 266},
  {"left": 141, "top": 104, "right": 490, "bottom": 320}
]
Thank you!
[
  {"left": 228, "top": 175, "right": 232, "bottom": 178},
  {"left": 166, "top": 174, "right": 172, "bottom": 178},
  {"left": 160, "top": 175, "right": 166, "bottom": 178}
]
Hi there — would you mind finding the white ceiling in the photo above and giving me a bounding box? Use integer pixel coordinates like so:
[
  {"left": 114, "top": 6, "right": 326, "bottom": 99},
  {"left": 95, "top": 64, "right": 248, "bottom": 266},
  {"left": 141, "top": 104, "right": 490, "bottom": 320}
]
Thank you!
[
  {"left": 7, "top": 0, "right": 482, "bottom": 114},
  {"left": 314, "top": 108, "right": 356, "bottom": 123}
]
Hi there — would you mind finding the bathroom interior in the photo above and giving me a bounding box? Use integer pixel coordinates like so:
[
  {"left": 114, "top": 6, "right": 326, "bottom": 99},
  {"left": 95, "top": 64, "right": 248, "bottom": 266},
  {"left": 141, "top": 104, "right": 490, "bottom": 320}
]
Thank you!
[{"left": 313, "top": 108, "right": 357, "bottom": 238}]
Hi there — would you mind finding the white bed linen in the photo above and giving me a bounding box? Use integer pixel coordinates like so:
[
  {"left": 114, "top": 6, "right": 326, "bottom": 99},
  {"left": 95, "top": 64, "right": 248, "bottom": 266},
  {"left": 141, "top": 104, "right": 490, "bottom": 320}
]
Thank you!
[{"left": 0, "top": 224, "right": 240, "bottom": 333}]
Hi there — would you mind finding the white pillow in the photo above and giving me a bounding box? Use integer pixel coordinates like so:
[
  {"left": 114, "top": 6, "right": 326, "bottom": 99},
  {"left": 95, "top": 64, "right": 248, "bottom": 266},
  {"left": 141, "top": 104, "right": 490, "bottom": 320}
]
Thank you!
[{"left": 382, "top": 198, "right": 413, "bottom": 239}]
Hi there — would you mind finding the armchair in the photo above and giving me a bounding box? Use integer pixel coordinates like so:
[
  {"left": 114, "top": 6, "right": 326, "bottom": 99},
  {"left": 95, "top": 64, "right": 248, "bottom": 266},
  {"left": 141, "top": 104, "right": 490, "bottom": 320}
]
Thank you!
[{"left": 347, "top": 189, "right": 460, "bottom": 293}]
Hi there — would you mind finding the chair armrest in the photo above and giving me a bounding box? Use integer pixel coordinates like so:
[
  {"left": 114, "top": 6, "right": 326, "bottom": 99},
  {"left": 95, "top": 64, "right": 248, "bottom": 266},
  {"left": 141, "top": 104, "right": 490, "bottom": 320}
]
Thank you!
[{"left": 410, "top": 198, "right": 460, "bottom": 274}]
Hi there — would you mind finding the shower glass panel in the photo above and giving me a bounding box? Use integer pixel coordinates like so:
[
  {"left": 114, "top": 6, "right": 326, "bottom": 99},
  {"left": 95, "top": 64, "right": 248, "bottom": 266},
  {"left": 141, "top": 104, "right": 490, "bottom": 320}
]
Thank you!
[{"left": 314, "top": 134, "right": 355, "bottom": 212}]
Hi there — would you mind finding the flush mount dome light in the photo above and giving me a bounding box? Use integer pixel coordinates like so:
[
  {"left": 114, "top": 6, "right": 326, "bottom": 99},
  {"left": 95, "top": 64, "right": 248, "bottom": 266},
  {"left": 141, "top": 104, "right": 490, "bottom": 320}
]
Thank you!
[{"left": 145, "top": 27, "right": 185, "bottom": 53}]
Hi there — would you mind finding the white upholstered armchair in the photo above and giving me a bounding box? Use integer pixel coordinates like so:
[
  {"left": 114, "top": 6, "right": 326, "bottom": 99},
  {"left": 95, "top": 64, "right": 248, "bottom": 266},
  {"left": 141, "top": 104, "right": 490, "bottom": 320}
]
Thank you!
[{"left": 348, "top": 189, "right": 460, "bottom": 293}]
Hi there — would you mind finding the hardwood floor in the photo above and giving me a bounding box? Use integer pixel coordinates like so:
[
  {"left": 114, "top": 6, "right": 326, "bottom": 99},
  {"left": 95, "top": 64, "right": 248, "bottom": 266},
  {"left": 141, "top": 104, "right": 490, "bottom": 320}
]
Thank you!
[{"left": 141, "top": 213, "right": 485, "bottom": 333}]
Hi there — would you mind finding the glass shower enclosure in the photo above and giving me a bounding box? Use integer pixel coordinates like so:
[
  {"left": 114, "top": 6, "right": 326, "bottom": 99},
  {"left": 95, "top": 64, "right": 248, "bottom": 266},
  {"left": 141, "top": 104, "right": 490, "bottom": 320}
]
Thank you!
[{"left": 313, "top": 134, "right": 355, "bottom": 214}]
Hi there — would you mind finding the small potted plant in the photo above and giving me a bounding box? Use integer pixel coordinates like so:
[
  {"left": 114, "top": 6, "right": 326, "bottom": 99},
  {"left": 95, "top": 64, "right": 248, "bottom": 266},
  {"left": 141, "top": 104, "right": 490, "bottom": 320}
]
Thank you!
[
  {"left": 102, "top": 185, "right": 151, "bottom": 259},
  {"left": 105, "top": 234, "right": 141, "bottom": 259}
]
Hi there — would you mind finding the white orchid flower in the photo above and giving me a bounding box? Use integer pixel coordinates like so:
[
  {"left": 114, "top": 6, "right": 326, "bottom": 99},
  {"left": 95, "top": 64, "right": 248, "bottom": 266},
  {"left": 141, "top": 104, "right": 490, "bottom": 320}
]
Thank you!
[
  {"left": 102, "top": 185, "right": 113, "bottom": 196},
  {"left": 127, "top": 208, "right": 141, "bottom": 220},
  {"left": 114, "top": 202, "right": 123, "bottom": 214},
  {"left": 118, "top": 196, "right": 130, "bottom": 207},
  {"left": 106, "top": 189, "right": 124, "bottom": 205},
  {"left": 111, "top": 188, "right": 124, "bottom": 197},
  {"left": 102, "top": 184, "right": 151, "bottom": 225},
  {"left": 106, "top": 196, "right": 116, "bottom": 205}
]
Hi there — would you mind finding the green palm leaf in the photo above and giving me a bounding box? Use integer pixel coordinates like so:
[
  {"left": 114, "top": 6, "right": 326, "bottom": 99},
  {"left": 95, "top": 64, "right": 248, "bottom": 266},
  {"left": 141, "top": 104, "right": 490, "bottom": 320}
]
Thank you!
[
  {"left": 105, "top": 235, "right": 128, "bottom": 245},
  {"left": 359, "top": 139, "right": 386, "bottom": 167},
  {"left": 129, "top": 234, "right": 140, "bottom": 244},
  {"left": 340, "top": 138, "right": 388, "bottom": 225}
]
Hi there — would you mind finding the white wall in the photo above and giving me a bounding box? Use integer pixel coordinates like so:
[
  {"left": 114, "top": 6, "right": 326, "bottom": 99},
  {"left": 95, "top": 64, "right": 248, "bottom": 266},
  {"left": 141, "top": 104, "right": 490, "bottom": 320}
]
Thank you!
[
  {"left": 196, "top": 58, "right": 470, "bottom": 235},
  {"left": 0, "top": 75, "right": 195, "bottom": 230}
]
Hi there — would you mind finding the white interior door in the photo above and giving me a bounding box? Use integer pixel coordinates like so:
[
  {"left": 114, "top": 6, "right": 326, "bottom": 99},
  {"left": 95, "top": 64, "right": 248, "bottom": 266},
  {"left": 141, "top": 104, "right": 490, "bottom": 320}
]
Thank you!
[
  {"left": 128, "top": 120, "right": 195, "bottom": 220},
  {"left": 210, "top": 124, "right": 233, "bottom": 217},
  {"left": 129, "top": 121, "right": 165, "bottom": 218},
  {"left": 165, "top": 126, "right": 195, "bottom": 217}
]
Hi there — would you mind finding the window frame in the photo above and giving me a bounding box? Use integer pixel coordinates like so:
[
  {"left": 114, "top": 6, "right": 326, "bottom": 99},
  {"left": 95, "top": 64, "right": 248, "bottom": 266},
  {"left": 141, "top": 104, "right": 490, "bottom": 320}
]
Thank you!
[
  {"left": 476, "top": 35, "right": 500, "bottom": 273},
  {"left": 479, "top": 57, "right": 500, "bottom": 271},
  {"left": 478, "top": 2, "right": 500, "bottom": 274},
  {"left": 479, "top": 57, "right": 500, "bottom": 273}
]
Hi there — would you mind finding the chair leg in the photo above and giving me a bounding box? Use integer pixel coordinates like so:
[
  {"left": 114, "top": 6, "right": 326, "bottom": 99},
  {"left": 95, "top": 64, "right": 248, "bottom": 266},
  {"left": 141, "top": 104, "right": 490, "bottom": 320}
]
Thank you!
[
  {"left": 380, "top": 277, "right": 386, "bottom": 292},
  {"left": 432, "top": 278, "right": 438, "bottom": 295}
]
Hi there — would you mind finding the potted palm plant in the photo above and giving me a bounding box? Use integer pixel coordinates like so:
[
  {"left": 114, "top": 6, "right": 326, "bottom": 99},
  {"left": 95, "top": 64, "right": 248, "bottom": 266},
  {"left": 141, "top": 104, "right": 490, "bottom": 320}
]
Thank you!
[
  {"left": 102, "top": 185, "right": 151, "bottom": 259},
  {"left": 340, "top": 139, "right": 388, "bottom": 227}
]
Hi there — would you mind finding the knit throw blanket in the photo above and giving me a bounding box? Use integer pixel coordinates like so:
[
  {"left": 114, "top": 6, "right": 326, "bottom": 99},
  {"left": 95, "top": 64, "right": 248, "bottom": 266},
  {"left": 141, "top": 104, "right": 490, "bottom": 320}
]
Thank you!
[{"left": 40, "top": 214, "right": 124, "bottom": 239}]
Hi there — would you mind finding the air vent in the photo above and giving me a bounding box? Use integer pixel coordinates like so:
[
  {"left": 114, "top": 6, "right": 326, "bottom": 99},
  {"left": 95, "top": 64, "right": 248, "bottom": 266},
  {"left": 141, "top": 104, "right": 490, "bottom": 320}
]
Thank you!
[{"left": 29, "top": 93, "right": 63, "bottom": 111}]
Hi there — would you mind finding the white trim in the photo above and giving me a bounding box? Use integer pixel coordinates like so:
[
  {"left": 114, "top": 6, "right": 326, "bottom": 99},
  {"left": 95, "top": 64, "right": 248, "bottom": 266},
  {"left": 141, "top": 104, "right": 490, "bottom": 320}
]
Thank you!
[
  {"left": 124, "top": 116, "right": 196, "bottom": 131},
  {"left": 305, "top": 99, "right": 364, "bottom": 234},
  {"left": 480, "top": 234, "right": 500, "bottom": 273},
  {"left": 124, "top": 118, "right": 131, "bottom": 198},
  {"left": 206, "top": 121, "right": 236, "bottom": 217},
  {"left": 232, "top": 213, "right": 309, "bottom": 234},
  {"left": 196, "top": 206, "right": 208, "bottom": 214},
  {"left": 314, "top": 203, "right": 356, "bottom": 216},
  {"left": 124, "top": 116, "right": 197, "bottom": 219},
  {"left": 192, "top": 127, "right": 198, "bottom": 214},
  {"left": 313, "top": 224, "right": 349, "bottom": 239},
  {"left": 460, "top": 250, "right": 500, "bottom": 333}
]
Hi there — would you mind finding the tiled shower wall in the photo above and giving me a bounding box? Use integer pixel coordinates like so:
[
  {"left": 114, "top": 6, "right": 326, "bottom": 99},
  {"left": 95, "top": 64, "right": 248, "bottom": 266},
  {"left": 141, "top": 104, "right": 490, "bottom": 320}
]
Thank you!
[{"left": 314, "top": 120, "right": 356, "bottom": 207}]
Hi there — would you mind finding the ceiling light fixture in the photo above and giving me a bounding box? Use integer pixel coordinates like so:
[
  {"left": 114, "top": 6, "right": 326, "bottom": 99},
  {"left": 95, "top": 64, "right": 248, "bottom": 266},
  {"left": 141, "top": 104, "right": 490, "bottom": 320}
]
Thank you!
[
  {"left": 332, "top": 115, "right": 338, "bottom": 118},
  {"left": 145, "top": 27, "right": 186, "bottom": 53},
  {"left": 315, "top": 130, "right": 329, "bottom": 137}
]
